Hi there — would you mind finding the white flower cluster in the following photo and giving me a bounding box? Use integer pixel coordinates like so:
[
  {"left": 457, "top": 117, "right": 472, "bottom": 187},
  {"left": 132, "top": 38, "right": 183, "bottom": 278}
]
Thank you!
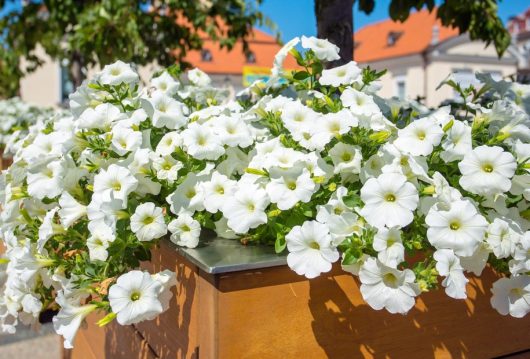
[
  {"left": 1, "top": 37, "right": 529, "bottom": 347},
  {"left": 0, "top": 97, "right": 64, "bottom": 155}
]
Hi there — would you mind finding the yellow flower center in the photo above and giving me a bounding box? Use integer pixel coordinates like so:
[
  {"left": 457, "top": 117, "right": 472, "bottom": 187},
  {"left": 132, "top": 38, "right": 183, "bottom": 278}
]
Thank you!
[
  {"left": 383, "top": 273, "right": 398, "bottom": 287},
  {"left": 450, "top": 221, "right": 460, "bottom": 230},
  {"left": 309, "top": 241, "right": 320, "bottom": 250},
  {"left": 287, "top": 181, "right": 297, "bottom": 190},
  {"left": 112, "top": 182, "right": 122, "bottom": 191},
  {"left": 341, "top": 152, "right": 352, "bottom": 162},
  {"left": 482, "top": 164, "right": 493, "bottom": 173},
  {"left": 130, "top": 292, "right": 141, "bottom": 301},
  {"left": 143, "top": 216, "right": 154, "bottom": 225},
  {"left": 385, "top": 194, "right": 396, "bottom": 202}
]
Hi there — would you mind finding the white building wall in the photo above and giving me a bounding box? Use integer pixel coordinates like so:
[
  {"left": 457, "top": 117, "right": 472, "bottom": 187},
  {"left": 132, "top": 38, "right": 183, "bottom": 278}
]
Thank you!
[{"left": 19, "top": 46, "right": 61, "bottom": 107}]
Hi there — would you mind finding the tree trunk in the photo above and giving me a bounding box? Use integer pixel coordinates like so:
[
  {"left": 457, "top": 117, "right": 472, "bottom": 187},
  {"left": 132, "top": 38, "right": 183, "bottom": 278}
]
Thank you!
[
  {"left": 69, "top": 51, "right": 86, "bottom": 90},
  {"left": 315, "top": 0, "right": 354, "bottom": 68}
]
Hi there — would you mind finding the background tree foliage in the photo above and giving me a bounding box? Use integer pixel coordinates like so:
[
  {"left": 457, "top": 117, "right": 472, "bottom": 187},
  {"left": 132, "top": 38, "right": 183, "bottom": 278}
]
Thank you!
[
  {"left": 0, "top": 0, "right": 266, "bottom": 97},
  {"left": 318, "top": 0, "right": 511, "bottom": 66}
]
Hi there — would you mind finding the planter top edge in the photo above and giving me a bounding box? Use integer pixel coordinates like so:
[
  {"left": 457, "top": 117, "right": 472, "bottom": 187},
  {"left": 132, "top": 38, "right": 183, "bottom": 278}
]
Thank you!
[{"left": 173, "top": 237, "right": 287, "bottom": 274}]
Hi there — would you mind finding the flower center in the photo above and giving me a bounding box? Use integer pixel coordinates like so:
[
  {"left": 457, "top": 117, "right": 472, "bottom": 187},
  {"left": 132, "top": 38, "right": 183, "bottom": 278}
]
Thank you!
[
  {"left": 112, "top": 181, "right": 122, "bottom": 191},
  {"left": 383, "top": 273, "right": 399, "bottom": 287},
  {"left": 143, "top": 216, "right": 154, "bottom": 225},
  {"left": 186, "top": 189, "right": 196, "bottom": 199},
  {"left": 247, "top": 202, "right": 255, "bottom": 212},
  {"left": 110, "top": 68, "right": 121, "bottom": 76},
  {"left": 482, "top": 164, "right": 493, "bottom": 173},
  {"left": 450, "top": 221, "right": 460, "bottom": 230},
  {"left": 341, "top": 152, "right": 352, "bottom": 162},
  {"left": 181, "top": 224, "right": 191, "bottom": 232},
  {"left": 510, "top": 287, "right": 523, "bottom": 297},
  {"left": 417, "top": 131, "right": 426, "bottom": 140},
  {"left": 130, "top": 291, "right": 141, "bottom": 301},
  {"left": 309, "top": 241, "right": 320, "bottom": 250},
  {"left": 215, "top": 185, "right": 225, "bottom": 194},
  {"left": 287, "top": 181, "right": 297, "bottom": 190},
  {"left": 385, "top": 194, "right": 396, "bottom": 202},
  {"left": 334, "top": 207, "right": 343, "bottom": 215},
  {"left": 197, "top": 135, "right": 207, "bottom": 146},
  {"left": 337, "top": 70, "right": 346, "bottom": 77}
]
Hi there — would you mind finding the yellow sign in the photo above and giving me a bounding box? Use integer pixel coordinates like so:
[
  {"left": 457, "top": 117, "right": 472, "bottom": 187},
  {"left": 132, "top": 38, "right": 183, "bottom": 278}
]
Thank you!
[{"left": 242, "top": 66, "right": 272, "bottom": 87}]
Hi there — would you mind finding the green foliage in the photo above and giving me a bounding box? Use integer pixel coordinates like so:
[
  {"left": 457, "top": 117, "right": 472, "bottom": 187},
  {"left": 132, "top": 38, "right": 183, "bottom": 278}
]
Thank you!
[
  {"left": 357, "top": 0, "right": 511, "bottom": 57},
  {"left": 0, "top": 0, "right": 266, "bottom": 92}
]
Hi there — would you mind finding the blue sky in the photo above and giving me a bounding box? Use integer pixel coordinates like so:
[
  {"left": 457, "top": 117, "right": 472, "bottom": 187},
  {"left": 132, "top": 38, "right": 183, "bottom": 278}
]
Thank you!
[
  {"left": 257, "top": 0, "right": 530, "bottom": 41},
  {"left": 1, "top": 0, "right": 528, "bottom": 41}
]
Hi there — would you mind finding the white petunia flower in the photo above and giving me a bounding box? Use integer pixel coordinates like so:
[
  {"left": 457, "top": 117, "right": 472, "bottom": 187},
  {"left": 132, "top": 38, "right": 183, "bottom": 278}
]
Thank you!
[
  {"left": 490, "top": 276, "right": 530, "bottom": 318},
  {"left": 93, "top": 164, "right": 138, "bottom": 205},
  {"left": 394, "top": 117, "right": 443, "bottom": 156},
  {"left": 188, "top": 68, "right": 212, "bottom": 87},
  {"left": 166, "top": 173, "right": 205, "bottom": 215},
  {"left": 201, "top": 172, "right": 237, "bottom": 213},
  {"left": 440, "top": 120, "right": 472, "bottom": 162},
  {"left": 53, "top": 292, "right": 97, "bottom": 349},
  {"left": 111, "top": 128, "right": 142, "bottom": 156},
  {"left": 425, "top": 200, "right": 488, "bottom": 256},
  {"left": 301, "top": 36, "right": 340, "bottom": 61},
  {"left": 151, "top": 71, "right": 179, "bottom": 95},
  {"left": 286, "top": 221, "right": 339, "bottom": 279},
  {"left": 152, "top": 154, "right": 183, "bottom": 183},
  {"left": 458, "top": 145, "right": 516, "bottom": 195},
  {"left": 99, "top": 61, "right": 138, "bottom": 86},
  {"left": 182, "top": 122, "right": 225, "bottom": 160},
  {"left": 168, "top": 213, "right": 201, "bottom": 248},
  {"left": 27, "top": 160, "right": 65, "bottom": 200},
  {"left": 144, "top": 92, "right": 187, "bottom": 129},
  {"left": 222, "top": 184, "right": 270, "bottom": 234},
  {"left": 328, "top": 142, "right": 363, "bottom": 175},
  {"left": 86, "top": 222, "right": 115, "bottom": 261},
  {"left": 360, "top": 173, "right": 419, "bottom": 229},
  {"left": 155, "top": 131, "right": 182, "bottom": 156},
  {"left": 266, "top": 167, "right": 316, "bottom": 210},
  {"left": 433, "top": 249, "right": 469, "bottom": 299},
  {"left": 130, "top": 202, "right": 167, "bottom": 242},
  {"left": 319, "top": 61, "right": 361, "bottom": 87},
  {"left": 372, "top": 227, "right": 405, "bottom": 268},
  {"left": 486, "top": 218, "right": 521, "bottom": 259},
  {"left": 212, "top": 115, "right": 253, "bottom": 148},
  {"left": 108, "top": 271, "right": 164, "bottom": 325},
  {"left": 58, "top": 192, "right": 87, "bottom": 229},
  {"left": 340, "top": 88, "right": 381, "bottom": 117},
  {"left": 359, "top": 257, "right": 420, "bottom": 314},
  {"left": 77, "top": 103, "right": 123, "bottom": 130}
]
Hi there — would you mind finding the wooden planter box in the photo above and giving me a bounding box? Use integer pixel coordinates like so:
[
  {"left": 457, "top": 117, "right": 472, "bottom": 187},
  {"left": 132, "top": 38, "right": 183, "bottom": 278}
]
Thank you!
[{"left": 64, "top": 239, "right": 530, "bottom": 359}]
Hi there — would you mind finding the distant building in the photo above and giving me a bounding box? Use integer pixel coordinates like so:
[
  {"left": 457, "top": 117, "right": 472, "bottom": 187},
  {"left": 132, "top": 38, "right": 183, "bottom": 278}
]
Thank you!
[
  {"left": 19, "top": 29, "right": 296, "bottom": 107},
  {"left": 354, "top": 10, "right": 520, "bottom": 107},
  {"left": 507, "top": 7, "right": 530, "bottom": 81}
]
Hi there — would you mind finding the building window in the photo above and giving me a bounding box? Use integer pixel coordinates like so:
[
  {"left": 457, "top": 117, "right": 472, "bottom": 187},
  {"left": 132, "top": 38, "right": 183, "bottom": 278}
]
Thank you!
[
  {"left": 201, "top": 49, "right": 213, "bottom": 62},
  {"left": 60, "top": 61, "right": 74, "bottom": 103},
  {"left": 394, "top": 74, "right": 406, "bottom": 100},
  {"left": 245, "top": 51, "right": 256, "bottom": 64},
  {"left": 387, "top": 31, "right": 402, "bottom": 46}
]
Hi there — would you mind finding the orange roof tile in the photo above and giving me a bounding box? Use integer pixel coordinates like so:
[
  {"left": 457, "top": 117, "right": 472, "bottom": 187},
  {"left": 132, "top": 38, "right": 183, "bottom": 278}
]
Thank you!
[
  {"left": 183, "top": 28, "right": 298, "bottom": 75},
  {"left": 354, "top": 9, "right": 459, "bottom": 63}
]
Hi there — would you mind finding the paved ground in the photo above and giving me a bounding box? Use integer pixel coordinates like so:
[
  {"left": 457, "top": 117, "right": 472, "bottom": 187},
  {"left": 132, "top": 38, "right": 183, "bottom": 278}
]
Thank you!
[{"left": 0, "top": 323, "right": 61, "bottom": 359}]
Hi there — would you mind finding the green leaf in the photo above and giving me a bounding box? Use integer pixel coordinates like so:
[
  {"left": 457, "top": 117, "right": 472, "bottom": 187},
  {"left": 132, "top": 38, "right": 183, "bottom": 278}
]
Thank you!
[
  {"left": 293, "top": 71, "right": 311, "bottom": 81},
  {"left": 275, "top": 234, "right": 286, "bottom": 254}
]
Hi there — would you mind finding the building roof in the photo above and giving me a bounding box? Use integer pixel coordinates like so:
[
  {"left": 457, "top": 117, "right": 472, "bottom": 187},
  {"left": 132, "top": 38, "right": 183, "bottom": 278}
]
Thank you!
[
  {"left": 184, "top": 28, "right": 298, "bottom": 75},
  {"left": 354, "top": 9, "right": 459, "bottom": 63}
]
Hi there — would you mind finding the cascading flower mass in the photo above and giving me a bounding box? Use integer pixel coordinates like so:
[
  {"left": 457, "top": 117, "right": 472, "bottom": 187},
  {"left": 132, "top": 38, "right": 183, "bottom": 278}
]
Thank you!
[{"left": 0, "top": 37, "right": 529, "bottom": 348}]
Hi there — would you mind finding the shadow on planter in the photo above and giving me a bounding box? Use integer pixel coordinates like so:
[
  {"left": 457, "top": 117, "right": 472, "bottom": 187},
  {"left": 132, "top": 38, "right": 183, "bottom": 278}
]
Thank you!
[{"left": 68, "top": 240, "right": 530, "bottom": 359}]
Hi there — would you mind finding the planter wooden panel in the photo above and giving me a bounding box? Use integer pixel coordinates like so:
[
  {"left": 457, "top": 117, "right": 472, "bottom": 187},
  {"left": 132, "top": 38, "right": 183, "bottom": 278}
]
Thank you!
[{"left": 65, "top": 239, "right": 530, "bottom": 359}]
